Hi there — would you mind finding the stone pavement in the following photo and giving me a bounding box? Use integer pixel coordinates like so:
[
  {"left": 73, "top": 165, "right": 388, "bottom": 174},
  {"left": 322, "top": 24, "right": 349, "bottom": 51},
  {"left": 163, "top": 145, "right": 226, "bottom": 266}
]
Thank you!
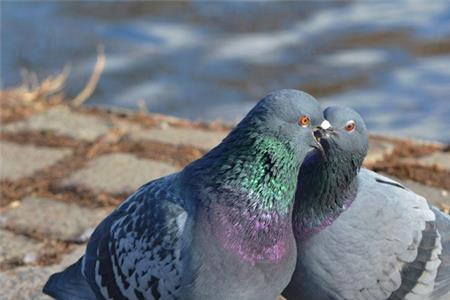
[{"left": 0, "top": 98, "right": 449, "bottom": 299}]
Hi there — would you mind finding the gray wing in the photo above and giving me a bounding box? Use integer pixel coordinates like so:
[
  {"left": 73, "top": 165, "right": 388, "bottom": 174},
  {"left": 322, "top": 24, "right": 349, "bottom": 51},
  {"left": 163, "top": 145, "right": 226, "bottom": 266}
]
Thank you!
[
  {"left": 298, "top": 168, "right": 441, "bottom": 300},
  {"left": 431, "top": 206, "right": 450, "bottom": 299},
  {"left": 82, "top": 173, "right": 189, "bottom": 300}
]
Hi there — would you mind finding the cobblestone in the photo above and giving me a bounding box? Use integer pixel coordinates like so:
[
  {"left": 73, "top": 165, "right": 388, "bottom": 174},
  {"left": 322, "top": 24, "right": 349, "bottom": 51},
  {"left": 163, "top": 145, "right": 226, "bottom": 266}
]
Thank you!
[
  {"left": 129, "top": 126, "right": 228, "bottom": 150},
  {"left": 0, "top": 245, "right": 86, "bottom": 300},
  {"left": 57, "top": 245, "right": 85, "bottom": 267},
  {"left": 0, "top": 141, "right": 72, "bottom": 181},
  {"left": 62, "top": 153, "right": 178, "bottom": 194},
  {"left": 0, "top": 266, "right": 53, "bottom": 300},
  {"left": 0, "top": 229, "right": 42, "bottom": 265},
  {"left": 0, "top": 197, "right": 110, "bottom": 242},
  {"left": 2, "top": 106, "right": 113, "bottom": 141}
]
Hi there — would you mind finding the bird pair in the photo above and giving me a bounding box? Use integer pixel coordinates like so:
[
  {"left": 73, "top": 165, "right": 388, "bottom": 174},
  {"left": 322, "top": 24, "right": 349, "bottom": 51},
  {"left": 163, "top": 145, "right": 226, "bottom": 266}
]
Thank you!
[{"left": 44, "top": 90, "right": 450, "bottom": 300}]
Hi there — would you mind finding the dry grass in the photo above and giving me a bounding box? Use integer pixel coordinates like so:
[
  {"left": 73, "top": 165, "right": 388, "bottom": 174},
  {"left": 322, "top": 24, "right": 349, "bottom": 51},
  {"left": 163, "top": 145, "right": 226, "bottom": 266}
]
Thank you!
[
  {"left": 71, "top": 45, "right": 106, "bottom": 107},
  {"left": 0, "top": 67, "right": 67, "bottom": 123},
  {"left": 0, "top": 45, "right": 105, "bottom": 123}
]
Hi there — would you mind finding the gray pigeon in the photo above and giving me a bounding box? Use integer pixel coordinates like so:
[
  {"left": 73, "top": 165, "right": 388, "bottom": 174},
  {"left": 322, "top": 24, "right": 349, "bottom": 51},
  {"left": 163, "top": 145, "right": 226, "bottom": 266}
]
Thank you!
[
  {"left": 283, "top": 106, "right": 450, "bottom": 300},
  {"left": 43, "top": 89, "right": 325, "bottom": 300}
]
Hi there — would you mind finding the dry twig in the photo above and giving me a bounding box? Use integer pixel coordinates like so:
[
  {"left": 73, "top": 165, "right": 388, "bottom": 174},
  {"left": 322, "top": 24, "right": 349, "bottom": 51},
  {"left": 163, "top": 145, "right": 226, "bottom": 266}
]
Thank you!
[{"left": 71, "top": 45, "right": 106, "bottom": 107}]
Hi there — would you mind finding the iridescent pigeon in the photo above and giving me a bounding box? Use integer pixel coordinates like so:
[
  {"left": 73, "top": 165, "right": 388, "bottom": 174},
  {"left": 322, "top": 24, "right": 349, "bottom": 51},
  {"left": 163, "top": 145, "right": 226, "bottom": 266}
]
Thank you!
[
  {"left": 43, "top": 89, "right": 324, "bottom": 300},
  {"left": 283, "top": 106, "right": 450, "bottom": 300}
]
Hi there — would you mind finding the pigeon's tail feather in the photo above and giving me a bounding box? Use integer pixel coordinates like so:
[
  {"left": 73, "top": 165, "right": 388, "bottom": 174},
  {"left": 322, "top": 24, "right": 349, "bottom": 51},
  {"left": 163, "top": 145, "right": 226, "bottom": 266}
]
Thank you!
[
  {"left": 43, "top": 257, "right": 97, "bottom": 300},
  {"left": 431, "top": 206, "right": 450, "bottom": 299}
]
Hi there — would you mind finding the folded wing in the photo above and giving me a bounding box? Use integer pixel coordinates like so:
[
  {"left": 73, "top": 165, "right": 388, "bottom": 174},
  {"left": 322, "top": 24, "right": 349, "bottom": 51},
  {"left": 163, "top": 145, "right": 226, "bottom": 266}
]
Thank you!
[{"left": 83, "top": 174, "right": 189, "bottom": 300}]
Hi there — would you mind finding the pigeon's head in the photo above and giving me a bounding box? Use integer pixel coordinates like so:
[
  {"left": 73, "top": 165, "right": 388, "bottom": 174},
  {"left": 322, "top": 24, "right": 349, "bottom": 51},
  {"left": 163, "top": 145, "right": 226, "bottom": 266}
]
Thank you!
[
  {"left": 292, "top": 106, "right": 368, "bottom": 234},
  {"left": 314, "top": 106, "right": 368, "bottom": 166},
  {"left": 240, "top": 89, "right": 324, "bottom": 161}
]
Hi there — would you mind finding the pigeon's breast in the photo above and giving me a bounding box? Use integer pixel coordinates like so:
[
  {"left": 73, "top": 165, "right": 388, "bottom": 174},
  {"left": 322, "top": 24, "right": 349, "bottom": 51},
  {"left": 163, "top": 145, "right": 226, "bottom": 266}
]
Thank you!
[{"left": 207, "top": 202, "right": 293, "bottom": 265}]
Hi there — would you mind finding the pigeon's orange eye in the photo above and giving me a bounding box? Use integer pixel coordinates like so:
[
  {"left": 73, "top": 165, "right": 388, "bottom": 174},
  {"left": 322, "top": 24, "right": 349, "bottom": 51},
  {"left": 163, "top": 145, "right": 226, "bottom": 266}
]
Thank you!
[
  {"left": 298, "top": 116, "right": 311, "bottom": 127},
  {"left": 345, "top": 120, "right": 356, "bottom": 132}
]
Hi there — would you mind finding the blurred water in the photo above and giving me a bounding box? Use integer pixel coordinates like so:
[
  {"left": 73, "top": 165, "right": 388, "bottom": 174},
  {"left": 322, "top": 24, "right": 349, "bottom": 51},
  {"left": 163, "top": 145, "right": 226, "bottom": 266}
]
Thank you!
[{"left": 2, "top": 1, "right": 450, "bottom": 142}]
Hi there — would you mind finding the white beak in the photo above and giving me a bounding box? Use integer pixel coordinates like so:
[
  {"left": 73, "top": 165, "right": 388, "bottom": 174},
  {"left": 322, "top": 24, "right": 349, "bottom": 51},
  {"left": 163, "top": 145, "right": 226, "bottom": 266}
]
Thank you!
[{"left": 320, "top": 120, "right": 331, "bottom": 130}]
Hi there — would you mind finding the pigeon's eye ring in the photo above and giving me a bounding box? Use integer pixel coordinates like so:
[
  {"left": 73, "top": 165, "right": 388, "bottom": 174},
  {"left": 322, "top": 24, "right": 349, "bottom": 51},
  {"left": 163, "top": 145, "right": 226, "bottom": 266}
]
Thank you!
[
  {"left": 345, "top": 120, "right": 356, "bottom": 132},
  {"left": 298, "top": 116, "right": 311, "bottom": 127}
]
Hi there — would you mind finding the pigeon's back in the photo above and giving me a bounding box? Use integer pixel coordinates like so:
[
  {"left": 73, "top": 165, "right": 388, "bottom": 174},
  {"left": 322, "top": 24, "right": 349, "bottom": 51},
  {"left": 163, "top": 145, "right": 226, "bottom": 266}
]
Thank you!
[{"left": 288, "top": 168, "right": 448, "bottom": 300}]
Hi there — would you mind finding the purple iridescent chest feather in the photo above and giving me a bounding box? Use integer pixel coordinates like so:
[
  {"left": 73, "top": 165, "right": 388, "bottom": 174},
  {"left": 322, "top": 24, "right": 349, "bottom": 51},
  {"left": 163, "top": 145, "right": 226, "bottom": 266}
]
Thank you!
[
  {"left": 295, "top": 194, "right": 356, "bottom": 240},
  {"left": 205, "top": 201, "right": 292, "bottom": 265}
]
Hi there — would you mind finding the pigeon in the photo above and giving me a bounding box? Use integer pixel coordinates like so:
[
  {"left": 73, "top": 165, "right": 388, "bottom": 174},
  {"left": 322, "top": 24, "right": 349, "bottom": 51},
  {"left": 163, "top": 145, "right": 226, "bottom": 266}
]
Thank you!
[
  {"left": 43, "top": 89, "right": 325, "bottom": 300},
  {"left": 283, "top": 106, "right": 450, "bottom": 300}
]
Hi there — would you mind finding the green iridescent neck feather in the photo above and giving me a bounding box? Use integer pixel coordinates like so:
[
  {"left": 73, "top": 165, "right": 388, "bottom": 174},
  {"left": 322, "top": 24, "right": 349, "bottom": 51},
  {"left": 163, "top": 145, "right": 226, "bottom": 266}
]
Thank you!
[
  {"left": 190, "top": 129, "right": 299, "bottom": 215},
  {"left": 293, "top": 145, "right": 363, "bottom": 234},
  {"left": 230, "top": 136, "right": 298, "bottom": 213}
]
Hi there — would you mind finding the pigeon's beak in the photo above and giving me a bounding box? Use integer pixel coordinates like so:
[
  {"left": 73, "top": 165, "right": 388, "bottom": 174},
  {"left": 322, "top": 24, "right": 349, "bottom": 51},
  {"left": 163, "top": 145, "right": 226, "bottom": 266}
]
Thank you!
[
  {"left": 312, "top": 120, "right": 334, "bottom": 157},
  {"left": 314, "top": 120, "right": 332, "bottom": 141},
  {"left": 319, "top": 120, "right": 331, "bottom": 130},
  {"left": 312, "top": 127, "right": 325, "bottom": 156}
]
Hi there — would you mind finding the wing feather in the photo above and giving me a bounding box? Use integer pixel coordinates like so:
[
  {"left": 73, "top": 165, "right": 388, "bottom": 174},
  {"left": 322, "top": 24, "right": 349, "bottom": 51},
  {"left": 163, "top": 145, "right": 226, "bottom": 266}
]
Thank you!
[
  {"left": 83, "top": 174, "right": 188, "bottom": 300},
  {"left": 298, "top": 169, "right": 441, "bottom": 300},
  {"left": 430, "top": 206, "right": 450, "bottom": 299}
]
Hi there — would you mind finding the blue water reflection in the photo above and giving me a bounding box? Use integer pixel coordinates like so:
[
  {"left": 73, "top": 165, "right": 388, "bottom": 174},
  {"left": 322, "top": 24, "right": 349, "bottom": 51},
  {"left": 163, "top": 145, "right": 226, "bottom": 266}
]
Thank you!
[{"left": 2, "top": 1, "right": 449, "bottom": 142}]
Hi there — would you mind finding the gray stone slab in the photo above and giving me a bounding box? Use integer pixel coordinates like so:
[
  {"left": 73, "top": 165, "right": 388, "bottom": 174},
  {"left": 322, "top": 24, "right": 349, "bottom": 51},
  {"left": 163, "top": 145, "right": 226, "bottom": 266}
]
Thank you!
[
  {"left": 129, "top": 126, "right": 228, "bottom": 150},
  {"left": 416, "top": 152, "right": 450, "bottom": 172},
  {"left": 0, "top": 266, "right": 53, "bottom": 300},
  {"left": 0, "top": 197, "right": 110, "bottom": 242},
  {"left": 2, "top": 106, "right": 112, "bottom": 141},
  {"left": 0, "top": 141, "right": 72, "bottom": 181},
  {"left": 364, "top": 138, "right": 395, "bottom": 165},
  {"left": 57, "top": 245, "right": 85, "bottom": 267},
  {"left": 62, "top": 153, "right": 178, "bottom": 194},
  {"left": 0, "top": 229, "right": 42, "bottom": 265},
  {"left": 0, "top": 245, "right": 86, "bottom": 300}
]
